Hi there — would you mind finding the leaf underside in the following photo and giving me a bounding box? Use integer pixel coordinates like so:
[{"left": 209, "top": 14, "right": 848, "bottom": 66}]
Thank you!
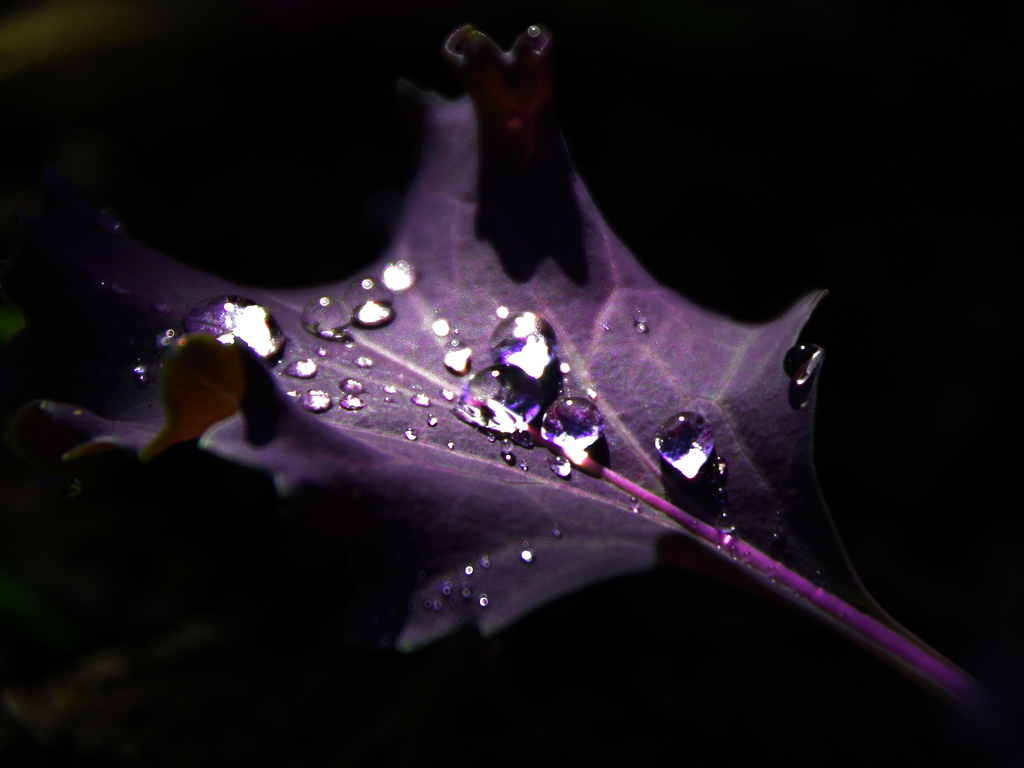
[{"left": 0, "top": 25, "right": 978, "bottom": 711}]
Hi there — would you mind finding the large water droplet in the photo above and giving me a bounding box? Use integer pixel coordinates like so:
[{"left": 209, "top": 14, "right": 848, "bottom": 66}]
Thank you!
[
  {"left": 443, "top": 342, "right": 472, "bottom": 376},
  {"left": 541, "top": 397, "right": 604, "bottom": 463},
  {"left": 301, "top": 296, "right": 352, "bottom": 341},
  {"left": 496, "top": 305, "right": 509, "bottom": 319},
  {"left": 344, "top": 278, "right": 395, "bottom": 329},
  {"left": 341, "top": 378, "right": 364, "bottom": 394},
  {"left": 454, "top": 364, "right": 542, "bottom": 433},
  {"left": 441, "top": 388, "right": 455, "bottom": 401},
  {"left": 381, "top": 260, "right": 417, "bottom": 292},
  {"left": 298, "top": 390, "right": 332, "bottom": 413},
  {"left": 655, "top": 412, "right": 714, "bottom": 479},
  {"left": 432, "top": 318, "right": 450, "bottom": 337},
  {"left": 784, "top": 344, "right": 823, "bottom": 386},
  {"left": 549, "top": 455, "right": 572, "bottom": 478},
  {"left": 284, "top": 359, "right": 318, "bottom": 379},
  {"left": 490, "top": 312, "right": 557, "bottom": 379},
  {"left": 339, "top": 394, "right": 365, "bottom": 410},
  {"left": 183, "top": 296, "right": 286, "bottom": 360}
]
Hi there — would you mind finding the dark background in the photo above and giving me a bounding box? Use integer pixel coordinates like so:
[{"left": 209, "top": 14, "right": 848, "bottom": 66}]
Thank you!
[{"left": 0, "top": 1, "right": 1019, "bottom": 765}]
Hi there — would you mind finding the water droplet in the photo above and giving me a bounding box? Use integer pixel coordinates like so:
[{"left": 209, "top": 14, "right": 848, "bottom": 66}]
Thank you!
[
  {"left": 344, "top": 278, "right": 395, "bottom": 329},
  {"left": 549, "top": 455, "right": 572, "bottom": 478},
  {"left": 527, "top": 24, "right": 541, "bottom": 37},
  {"left": 634, "top": 322, "right": 648, "bottom": 334},
  {"left": 461, "top": 584, "right": 472, "bottom": 600},
  {"left": 784, "top": 344, "right": 824, "bottom": 386},
  {"left": 770, "top": 530, "right": 786, "bottom": 558},
  {"left": 629, "top": 497, "right": 641, "bottom": 514},
  {"left": 552, "top": 526, "right": 562, "bottom": 538},
  {"left": 601, "top": 323, "right": 610, "bottom": 332},
  {"left": 383, "top": 384, "right": 398, "bottom": 395},
  {"left": 490, "top": 312, "right": 557, "bottom": 379},
  {"left": 480, "top": 555, "right": 491, "bottom": 569},
  {"left": 559, "top": 362, "right": 571, "bottom": 374},
  {"left": 341, "top": 378, "right": 364, "bottom": 395},
  {"left": 502, "top": 452, "right": 516, "bottom": 466},
  {"left": 715, "top": 511, "right": 736, "bottom": 534},
  {"left": 496, "top": 305, "right": 509, "bottom": 319},
  {"left": 655, "top": 412, "right": 714, "bottom": 479},
  {"left": 521, "top": 549, "right": 534, "bottom": 563},
  {"left": 284, "top": 359, "right": 318, "bottom": 378},
  {"left": 96, "top": 208, "right": 125, "bottom": 234},
  {"left": 633, "top": 308, "right": 647, "bottom": 323},
  {"left": 301, "top": 296, "right": 352, "bottom": 341},
  {"left": 478, "top": 595, "right": 489, "bottom": 607},
  {"left": 411, "top": 393, "right": 431, "bottom": 407},
  {"left": 184, "top": 296, "right": 286, "bottom": 360},
  {"left": 441, "top": 579, "right": 453, "bottom": 596},
  {"left": 446, "top": 440, "right": 455, "bottom": 449},
  {"left": 707, "top": 455, "right": 728, "bottom": 487},
  {"left": 585, "top": 386, "right": 598, "bottom": 400},
  {"left": 354, "top": 356, "right": 374, "bottom": 369},
  {"left": 381, "top": 260, "right": 417, "bottom": 291},
  {"left": 338, "top": 394, "right": 365, "bottom": 410},
  {"left": 132, "top": 364, "right": 149, "bottom": 388},
  {"left": 404, "top": 428, "right": 419, "bottom": 441},
  {"left": 464, "top": 565, "right": 474, "bottom": 576},
  {"left": 541, "top": 397, "right": 604, "bottom": 463},
  {"left": 441, "top": 388, "right": 455, "bottom": 401},
  {"left": 427, "top": 414, "right": 439, "bottom": 427},
  {"left": 432, "top": 318, "right": 450, "bottom": 337},
  {"left": 316, "top": 347, "right": 328, "bottom": 357},
  {"left": 454, "top": 364, "right": 542, "bottom": 433},
  {"left": 443, "top": 343, "right": 472, "bottom": 375},
  {"left": 298, "top": 390, "right": 332, "bottom": 413},
  {"left": 714, "top": 487, "right": 728, "bottom": 504}
]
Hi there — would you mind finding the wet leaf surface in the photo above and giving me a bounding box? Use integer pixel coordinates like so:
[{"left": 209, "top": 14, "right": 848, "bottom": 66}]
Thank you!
[{"left": 0, "top": 25, "right": 980, "bottom": 709}]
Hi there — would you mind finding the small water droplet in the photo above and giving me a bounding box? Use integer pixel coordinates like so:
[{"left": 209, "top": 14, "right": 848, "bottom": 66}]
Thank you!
[
  {"left": 634, "top": 322, "right": 648, "bottom": 334},
  {"left": 345, "top": 278, "right": 395, "bottom": 329},
  {"left": 629, "top": 497, "right": 640, "bottom": 514},
  {"left": 585, "top": 386, "right": 598, "bottom": 400},
  {"left": 784, "top": 344, "right": 824, "bottom": 386},
  {"left": 301, "top": 296, "right": 352, "bottom": 341},
  {"left": 96, "top": 208, "right": 125, "bottom": 234},
  {"left": 316, "top": 347, "right": 328, "bottom": 357},
  {"left": 441, "top": 579, "right": 453, "bottom": 596},
  {"left": 655, "top": 412, "right": 714, "bottom": 479},
  {"left": 496, "top": 305, "right": 509, "bottom": 319},
  {"left": 464, "top": 565, "right": 474, "bottom": 576},
  {"left": 770, "top": 530, "right": 786, "bottom": 558},
  {"left": 184, "top": 296, "right": 286, "bottom": 360},
  {"left": 454, "top": 364, "right": 542, "bottom": 433},
  {"left": 381, "top": 260, "right": 417, "bottom": 291},
  {"left": 432, "top": 318, "right": 450, "bottom": 337},
  {"left": 527, "top": 25, "right": 541, "bottom": 37},
  {"left": 519, "top": 461, "right": 529, "bottom": 471},
  {"left": 404, "top": 428, "right": 419, "bottom": 441},
  {"left": 440, "top": 389, "right": 455, "bottom": 403},
  {"left": 443, "top": 343, "right": 472, "bottom": 375},
  {"left": 354, "top": 356, "right": 374, "bottom": 369},
  {"left": 501, "top": 452, "right": 516, "bottom": 466},
  {"left": 714, "top": 487, "right": 728, "bottom": 504},
  {"left": 383, "top": 384, "right": 398, "bottom": 395},
  {"left": 479, "top": 595, "right": 489, "bottom": 607},
  {"left": 633, "top": 308, "right": 647, "bottom": 323},
  {"left": 541, "top": 397, "right": 604, "bottom": 463},
  {"left": 521, "top": 549, "right": 534, "bottom": 563},
  {"left": 552, "top": 526, "right": 562, "bottom": 538},
  {"left": 338, "top": 394, "right": 365, "bottom": 410},
  {"left": 298, "top": 390, "right": 332, "bottom": 413},
  {"left": 601, "top": 323, "right": 610, "bottom": 332},
  {"left": 411, "top": 393, "right": 431, "bottom": 407},
  {"left": 549, "top": 455, "right": 572, "bottom": 478},
  {"left": 480, "top": 555, "right": 491, "bottom": 569},
  {"left": 490, "top": 312, "right": 557, "bottom": 379},
  {"left": 707, "top": 455, "right": 728, "bottom": 487},
  {"left": 426, "top": 414, "right": 439, "bottom": 427},
  {"left": 132, "top": 364, "right": 149, "bottom": 388},
  {"left": 715, "top": 511, "right": 736, "bottom": 534},
  {"left": 341, "top": 378, "right": 364, "bottom": 394},
  {"left": 559, "top": 362, "right": 571, "bottom": 374},
  {"left": 446, "top": 440, "right": 455, "bottom": 449},
  {"left": 284, "top": 359, "right": 318, "bottom": 378}
]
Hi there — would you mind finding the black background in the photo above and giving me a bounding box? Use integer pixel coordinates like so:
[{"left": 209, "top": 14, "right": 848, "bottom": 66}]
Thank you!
[{"left": 0, "top": 1, "right": 1019, "bottom": 765}]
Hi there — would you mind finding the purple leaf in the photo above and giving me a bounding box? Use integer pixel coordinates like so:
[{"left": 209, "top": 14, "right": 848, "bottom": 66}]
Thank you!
[{"left": 0, "top": 25, "right": 980, "bottom": 711}]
